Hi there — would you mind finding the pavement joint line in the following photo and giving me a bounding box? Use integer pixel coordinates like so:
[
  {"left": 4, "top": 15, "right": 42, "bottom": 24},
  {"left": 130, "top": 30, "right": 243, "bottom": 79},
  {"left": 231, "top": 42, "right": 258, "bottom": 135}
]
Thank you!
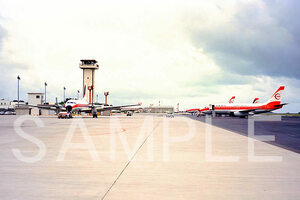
[{"left": 100, "top": 121, "right": 161, "bottom": 200}]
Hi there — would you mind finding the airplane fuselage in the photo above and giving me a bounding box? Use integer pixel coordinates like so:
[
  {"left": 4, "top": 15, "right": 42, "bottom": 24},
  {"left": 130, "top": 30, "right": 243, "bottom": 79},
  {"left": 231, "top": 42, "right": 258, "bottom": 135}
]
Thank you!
[
  {"left": 64, "top": 99, "right": 89, "bottom": 112},
  {"left": 199, "top": 101, "right": 283, "bottom": 117}
]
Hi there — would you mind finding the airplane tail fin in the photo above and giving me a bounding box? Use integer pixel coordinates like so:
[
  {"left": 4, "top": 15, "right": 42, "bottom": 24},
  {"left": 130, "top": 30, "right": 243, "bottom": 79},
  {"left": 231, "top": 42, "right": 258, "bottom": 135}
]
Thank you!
[
  {"left": 83, "top": 85, "right": 86, "bottom": 98},
  {"left": 229, "top": 96, "right": 235, "bottom": 103},
  {"left": 82, "top": 85, "right": 89, "bottom": 102},
  {"left": 267, "top": 86, "right": 285, "bottom": 103},
  {"left": 253, "top": 98, "right": 259, "bottom": 104}
]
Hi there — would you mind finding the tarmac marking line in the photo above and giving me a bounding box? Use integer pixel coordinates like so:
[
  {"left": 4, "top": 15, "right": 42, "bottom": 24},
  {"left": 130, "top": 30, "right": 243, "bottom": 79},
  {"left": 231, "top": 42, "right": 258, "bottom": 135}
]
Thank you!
[{"left": 100, "top": 121, "right": 160, "bottom": 200}]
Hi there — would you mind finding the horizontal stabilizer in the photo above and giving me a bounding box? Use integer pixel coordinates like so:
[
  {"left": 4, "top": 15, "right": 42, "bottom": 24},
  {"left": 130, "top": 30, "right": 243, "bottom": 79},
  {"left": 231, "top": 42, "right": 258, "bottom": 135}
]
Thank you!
[{"left": 274, "top": 103, "right": 288, "bottom": 108}]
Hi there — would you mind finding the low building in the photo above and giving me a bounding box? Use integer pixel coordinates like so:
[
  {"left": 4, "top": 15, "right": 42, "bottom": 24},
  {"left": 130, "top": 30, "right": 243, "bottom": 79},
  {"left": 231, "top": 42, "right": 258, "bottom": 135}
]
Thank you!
[
  {"left": 143, "top": 106, "right": 174, "bottom": 113},
  {"left": 10, "top": 100, "right": 26, "bottom": 108},
  {"left": 28, "top": 93, "right": 44, "bottom": 105},
  {"left": 0, "top": 99, "right": 12, "bottom": 110},
  {"left": 15, "top": 106, "right": 32, "bottom": 115},
  {"left": 28, "top": 93, "right": 50, "bottom": 115}
]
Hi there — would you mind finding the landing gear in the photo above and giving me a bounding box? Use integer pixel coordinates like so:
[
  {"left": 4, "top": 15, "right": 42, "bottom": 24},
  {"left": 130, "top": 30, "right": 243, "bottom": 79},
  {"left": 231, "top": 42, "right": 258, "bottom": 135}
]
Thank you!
[
  {"left": 92, "top": 110, "right": 98, "bottom": 118},
  {"left": 126, "top": 111, "right": 132, "bottom": 116},
  {"left": 91, "top": 105, "right": 98, "bottom": 118},
  {"left": 241, "top": 115, "right": 248, "bottom": 119}
]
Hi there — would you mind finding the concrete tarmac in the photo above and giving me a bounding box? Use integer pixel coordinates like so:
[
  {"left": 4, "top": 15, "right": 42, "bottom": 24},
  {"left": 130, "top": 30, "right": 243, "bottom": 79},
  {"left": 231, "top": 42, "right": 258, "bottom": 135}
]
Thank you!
[
  {"left": 0, "top": 114, "right": 300, "bottom": 199},
  {"left": 188, "top": 115, "right": 300, "bottom": 153}
]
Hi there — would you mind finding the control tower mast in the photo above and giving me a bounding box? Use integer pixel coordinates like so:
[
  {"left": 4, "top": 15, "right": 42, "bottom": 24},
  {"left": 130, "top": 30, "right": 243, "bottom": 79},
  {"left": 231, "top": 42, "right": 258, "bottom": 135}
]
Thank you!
[{"left": 79, "top": 59, "right": 99, "bottom": 104}]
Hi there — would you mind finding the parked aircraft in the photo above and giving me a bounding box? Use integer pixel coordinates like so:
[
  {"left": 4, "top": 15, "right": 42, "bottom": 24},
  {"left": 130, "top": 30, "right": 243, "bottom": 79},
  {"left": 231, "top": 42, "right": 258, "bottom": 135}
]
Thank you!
[
  {"left": 186, "top": 86, "right": 287, "bottom": 117},
  {"left": 187, "top": 96, "right": 236, "bottom": 114},
  {"left": 32, "top": 98, "right": 141, "bottom": 118}
]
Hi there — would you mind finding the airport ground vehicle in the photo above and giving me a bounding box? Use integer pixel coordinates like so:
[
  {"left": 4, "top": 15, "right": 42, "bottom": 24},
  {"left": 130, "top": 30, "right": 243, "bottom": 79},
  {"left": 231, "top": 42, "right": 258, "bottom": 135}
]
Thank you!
[
  {"left": 166, "top": 112, "right": 174, "bottom": 118},
  {"left": 126, "top": 111, "right": 133, "bottom": 116},
  {"left": 4, "top": 111, "right": 15, "bottom": 115},
  {"left": 58, "top": 112, "right": 72, "bottom": 119}
]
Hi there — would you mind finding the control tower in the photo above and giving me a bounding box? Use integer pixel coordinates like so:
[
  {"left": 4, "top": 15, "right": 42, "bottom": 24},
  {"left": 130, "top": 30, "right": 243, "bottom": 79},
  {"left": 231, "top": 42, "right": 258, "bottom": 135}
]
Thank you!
[{"left": 79, "top": 59, "right": 99, "bottom": 104}]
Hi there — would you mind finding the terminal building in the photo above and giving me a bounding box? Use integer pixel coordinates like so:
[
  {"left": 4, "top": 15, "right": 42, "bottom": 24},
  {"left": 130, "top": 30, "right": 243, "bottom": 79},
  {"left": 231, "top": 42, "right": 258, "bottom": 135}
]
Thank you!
[{"left": 0, "top": 99, "right": 12, "bottom": 110}]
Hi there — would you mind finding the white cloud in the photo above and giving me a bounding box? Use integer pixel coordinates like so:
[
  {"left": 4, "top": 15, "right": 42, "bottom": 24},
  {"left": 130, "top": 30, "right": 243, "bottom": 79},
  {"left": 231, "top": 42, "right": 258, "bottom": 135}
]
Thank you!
[{"left": 0, "top": 0, "right": 298, "bottom": 112}]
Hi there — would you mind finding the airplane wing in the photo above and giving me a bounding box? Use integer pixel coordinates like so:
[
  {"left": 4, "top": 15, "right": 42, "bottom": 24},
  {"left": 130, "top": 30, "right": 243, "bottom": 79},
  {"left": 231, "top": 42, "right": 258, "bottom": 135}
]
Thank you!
[
  {"left": 61, "top": 103, "right": 142, "bottom": 114},
  {"left": 238, "top": 109, "right": 258, "bottom": 113},
  {"left": 186, "top": 108, "right": 200, "bottom": 113},
  {"left": 28, "top": 104, "right": 66, "bottom": 112},
  {"left": 96, "top": 103, "right": 142, "bottom": 112}
]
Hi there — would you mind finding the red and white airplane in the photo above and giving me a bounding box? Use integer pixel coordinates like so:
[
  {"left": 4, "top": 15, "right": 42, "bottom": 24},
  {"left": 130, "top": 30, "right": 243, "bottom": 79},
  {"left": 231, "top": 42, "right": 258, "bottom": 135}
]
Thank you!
[
  {"left": 34, "top": 89, "right": 141, "bottom": 118},
  {"left": 35, "top": 98, "right": 141, "bottom": 118},
  {"left": 186, "top": 86, "right": 287, "bottom": 117},
  {"left": 64, "top": 99, "right": 141, "bottom": 117},
  {"left": 63, "top": 85, "right": 141, "bottom": 117},
  {"left": 187, "top": 96, "right": 236, "bottom": 114}
]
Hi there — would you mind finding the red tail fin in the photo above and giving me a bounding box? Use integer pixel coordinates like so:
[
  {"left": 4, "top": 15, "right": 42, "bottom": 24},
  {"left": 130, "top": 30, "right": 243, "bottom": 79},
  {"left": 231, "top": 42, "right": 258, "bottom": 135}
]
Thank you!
[
  {"left": 229, "top": 96, "right": 235, "bottom": 103},
  {"left": 253, "top": 98, "right": 259, "bottom": 104},
  {"left": 267, "top": 86, "right": 285, "bottom": 103}
]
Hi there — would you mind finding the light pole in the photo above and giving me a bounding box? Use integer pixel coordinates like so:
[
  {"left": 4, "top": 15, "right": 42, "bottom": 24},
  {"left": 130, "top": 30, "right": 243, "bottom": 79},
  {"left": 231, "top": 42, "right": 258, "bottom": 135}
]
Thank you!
[
  {"left": 77, "top": 90, "right": 80, "bottom": 100},
  {"left": 63, "top": 87, "right": 66, "bottom": 102},
  {"left": 44, "top": 82, "right": 47, "bottom": 104},
  {"left": 17, "top": 75, "right": 20, "bottom": 107}
]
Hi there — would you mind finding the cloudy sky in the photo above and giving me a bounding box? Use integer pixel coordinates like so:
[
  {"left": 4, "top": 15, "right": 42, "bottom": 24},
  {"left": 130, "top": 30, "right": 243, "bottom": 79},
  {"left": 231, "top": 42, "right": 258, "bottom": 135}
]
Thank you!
[{"left": 0, "top": 0, "right": 299, "bottom": 112}]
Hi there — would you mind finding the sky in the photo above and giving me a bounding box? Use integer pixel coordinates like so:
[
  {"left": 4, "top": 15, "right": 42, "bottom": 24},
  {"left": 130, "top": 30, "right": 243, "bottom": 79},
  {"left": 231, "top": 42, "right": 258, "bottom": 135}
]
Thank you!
[{"left": 0, "top": 0, "right": 299, "bottom": 112}]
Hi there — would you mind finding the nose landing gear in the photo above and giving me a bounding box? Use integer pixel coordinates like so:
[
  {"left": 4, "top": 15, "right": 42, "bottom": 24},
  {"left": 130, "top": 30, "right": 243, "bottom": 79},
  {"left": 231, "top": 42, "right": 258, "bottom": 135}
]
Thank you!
[
  {"left": 92, "top": 112, "right": 98, "bottom": 118},
  {"left": 92, "top": 108, "right": 98, "bottom": 118}
]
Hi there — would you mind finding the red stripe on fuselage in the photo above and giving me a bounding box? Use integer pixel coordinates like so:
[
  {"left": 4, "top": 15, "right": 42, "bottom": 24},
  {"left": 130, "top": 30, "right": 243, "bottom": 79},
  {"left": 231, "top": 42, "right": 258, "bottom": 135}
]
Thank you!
[
  {"left": 195, "top": 101, "right": 282, "bottom": 112},
  {"left": 186, "top": 108, "right": 201, "bottom": 112},
  {"left": 72, "top": 104, "right": 89, "bottom": 109}
]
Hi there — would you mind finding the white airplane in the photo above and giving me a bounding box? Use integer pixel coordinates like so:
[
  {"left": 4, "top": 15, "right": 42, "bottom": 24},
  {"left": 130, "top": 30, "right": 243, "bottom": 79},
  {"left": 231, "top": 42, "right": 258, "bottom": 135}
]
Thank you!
[
  {"left": 33, "top": 90, "right": 141, "bottom": 118},
  {"left": 186, "top": 86, "right": 287, "bottom": 117},
  {"left": 63, "top": 98, "right": 141, "bottom": 117}
]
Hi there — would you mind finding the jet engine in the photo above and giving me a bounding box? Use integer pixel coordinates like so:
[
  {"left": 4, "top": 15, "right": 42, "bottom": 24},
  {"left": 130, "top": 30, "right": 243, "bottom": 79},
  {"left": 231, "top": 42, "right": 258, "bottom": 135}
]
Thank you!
[{"left": 233, "top": 111, "right": 248, "bottom": 117}]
